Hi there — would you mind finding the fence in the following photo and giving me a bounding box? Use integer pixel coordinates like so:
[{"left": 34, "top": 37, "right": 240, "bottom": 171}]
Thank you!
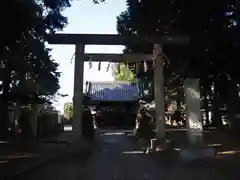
[{"left": 37, "top": 111, "right": 64, "bottom": 137}]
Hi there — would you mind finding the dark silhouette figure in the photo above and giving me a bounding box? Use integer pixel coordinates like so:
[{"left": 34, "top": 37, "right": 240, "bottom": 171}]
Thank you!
[
  {"left": 82, "top": 108, "right": 95, "bottom": 141},
  {"left": 134, "top": 106, "right": 154, "bottom": 140}
]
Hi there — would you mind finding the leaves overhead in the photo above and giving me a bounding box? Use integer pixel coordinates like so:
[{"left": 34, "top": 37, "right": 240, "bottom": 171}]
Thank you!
[
  {"left": 117, "top": 0, "right": 240, "bottom": 115},
  {"left": 0, "top": 0, "right": 72, "bottom": 105},
  {"left": 114, "top": 63, "right": 136, "bottom": 81},
  {"left": 64, "top": 102, "right": 73, "bottom": 120}
]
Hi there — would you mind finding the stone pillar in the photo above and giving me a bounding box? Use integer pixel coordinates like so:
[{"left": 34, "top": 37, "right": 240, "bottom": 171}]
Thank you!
[
  {"left": 180, "top": 78, "right": 214, "bottom": 161},
  {"left": 72, "top": 44, "right": 85, "bottom": 137},
  {"left": 153, "top": 44, "right": 165, "bottom": 139},
  {"left": 184, "top": 78, "right": 203, "bottom": 146}
]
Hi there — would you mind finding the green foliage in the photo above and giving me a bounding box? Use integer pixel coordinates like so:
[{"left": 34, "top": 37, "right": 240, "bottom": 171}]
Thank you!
[
  {"left": 117, "top": 0, "right": 240, "bottom": 128},
  {"left": 117, "top": 0, "right": 240, "bottom": 80},
  {"left": 115, "top": 63, "right": 135, "bottom": 81},
  {"left": 0, "top": 0, "right": 71, "bottom": 93},
  {"left": 0, "top": 0, "right": 72, "bottom": 137},
  {"left": 64, "top": 102, "right": 73, "bottom": 120}
]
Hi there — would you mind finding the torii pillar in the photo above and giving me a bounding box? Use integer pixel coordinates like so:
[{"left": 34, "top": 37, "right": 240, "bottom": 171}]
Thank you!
[
  {"left": 153, "top": 44, "right": 166, "bottom": 140},
  {"left": 72, "top": 44, "right": 85, "bottom": 137}
]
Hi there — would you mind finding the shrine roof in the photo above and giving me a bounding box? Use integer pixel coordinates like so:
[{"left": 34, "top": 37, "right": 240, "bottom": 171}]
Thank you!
[{"left": 87, "top": 81, "right": 140, "bottom": 102}]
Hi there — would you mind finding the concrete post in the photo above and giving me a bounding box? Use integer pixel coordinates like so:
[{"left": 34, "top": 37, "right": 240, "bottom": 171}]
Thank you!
[
  {"left": 72, "top": 44, "right": 85, "bottom": 137},
  {"left": 153, "top": 44, "right": 165, "bottom": 139},
  {"left": 180, "top": 78, "right": 214, "bottom": 161},
  {"left": 184, "top": 78, "right": 203, "bottom": 146}
]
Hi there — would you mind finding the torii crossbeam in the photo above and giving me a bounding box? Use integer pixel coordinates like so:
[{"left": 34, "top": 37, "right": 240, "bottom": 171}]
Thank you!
[{"left": 47, "top": 33, "right": 190, "bottom": 139}]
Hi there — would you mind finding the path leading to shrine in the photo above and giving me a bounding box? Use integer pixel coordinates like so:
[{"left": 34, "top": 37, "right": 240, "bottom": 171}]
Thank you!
[
  {"left": 13, "top": 129, "right": 239, "bottom": 180},
  {"left": 87, "top": 130, "right": 162, "bottom": 180}
]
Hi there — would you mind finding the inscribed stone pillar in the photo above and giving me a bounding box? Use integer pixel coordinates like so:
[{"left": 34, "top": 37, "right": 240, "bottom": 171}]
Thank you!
[
  {"left": 184, "top": 78, "right": 203, "bottom": 146},
  {"left": 180, "top": 78, "right": 215, "bottom": 161},
  {"left": 153, "top": 44, "right": 165, "bottom": 139},
  {"left": 72, "top": 44, "right": 85, "bottom": 137}
]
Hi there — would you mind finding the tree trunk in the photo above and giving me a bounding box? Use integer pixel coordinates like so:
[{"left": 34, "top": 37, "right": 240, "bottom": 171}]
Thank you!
[
  {"left": 211, "top": 82, "right": 222, "bottom": 129},
  {"left": 203, "top": 96, "right": 210, "bottom": 126},
  {"left": 176, "top": 99, "right": 181, "bottom": 111},
  {"left": 202, "top": 83, "right": 210, "bottom": 127},
  {"left": 0, "top": 90, "right": 9, "bottom": 138},
  {"left": 225, "top": 81, "right": 240, "bottom": 132},
  {"left": 0, "top": 60, "right": 10, "bottom": 139}
]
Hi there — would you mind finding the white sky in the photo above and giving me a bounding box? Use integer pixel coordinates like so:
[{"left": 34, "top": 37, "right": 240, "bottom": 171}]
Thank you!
[{"left": 49, "top": 0, "right": 126, "bottom": 112}]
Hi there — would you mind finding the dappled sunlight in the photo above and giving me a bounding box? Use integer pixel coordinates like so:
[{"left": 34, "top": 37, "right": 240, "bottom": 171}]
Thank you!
[
  {"left": 102, "top": 132, "right": 125, "bottom": 136},
  {"left": 155, "top": 147, "right": 166, "bottom": 152},
  {"left": 170, "top": 145, "right": 221, "bottom": 152},
  {"left": 64, "top": 125, "right": 72, "bottom": 132},
  {"left": 0, "top": 153, "right": 39, "bottom": 160},
  {"left": 206, "top": 144, "right": 222, "bottom": 147},
  {"left": 174, "top": 148, "right": 181, "bottom": 151},
  {"left": 0, "top": 140, "right": 8, "bottom": 144},
  {"left": 121, "top": 150, "right": 145, "bottom": 155},
  {"left": 166, "top": 128, "right": 186, "bottom": 132},
  {"left": 216, "top": 150, "right": 240, "bottom": 156}
]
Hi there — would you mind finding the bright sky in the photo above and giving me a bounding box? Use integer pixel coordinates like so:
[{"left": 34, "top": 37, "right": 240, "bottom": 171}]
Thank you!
[{"left": 49, "top": 0, "right": 126, "bottom": 113}]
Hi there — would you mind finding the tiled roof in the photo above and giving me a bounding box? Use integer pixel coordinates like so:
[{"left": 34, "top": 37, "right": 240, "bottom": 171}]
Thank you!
[{"left": 87, "top": 81, "right": 140, "bottom": 102}]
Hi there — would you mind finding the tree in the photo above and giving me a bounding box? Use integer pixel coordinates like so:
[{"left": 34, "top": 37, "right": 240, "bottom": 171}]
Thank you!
[
  {"left": 64, "top": 102, "right": 73, "bottom": 120},
  {"left": 9, "top": 34, "right": 61, "bottom": 102},
  {"left": 0, "top": 0, "right": 110, "bottom": 137},
  {"left": 0, "top": 0, "right": 71, "bottom": 137},
  {"left": 117, "top": 0, "right": 240, "bottom": 129},
  {"left": 114, "top": 63, "right": 135, "bottom": 81}
]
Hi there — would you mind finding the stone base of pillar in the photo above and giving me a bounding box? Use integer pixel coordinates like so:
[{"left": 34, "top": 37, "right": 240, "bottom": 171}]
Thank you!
[
  {"left": 150, "top": 138, "right": 157, "bottom": 150},
  {"left": 180, "top": 146, "right": 215, "bottom": 162},
  {"left": 146, "top": 138, "right": 171, "bottom": 154}
]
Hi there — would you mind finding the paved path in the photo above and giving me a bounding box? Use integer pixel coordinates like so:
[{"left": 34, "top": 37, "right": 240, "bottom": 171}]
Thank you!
[
  {"left": 13, "top": 129, "right": 237, "bottom": 180},
  {"left": 13, "top": 130, "right": 163, "bottom": 180},
  {"left": 88, "top": 131, "right": 162, "bottom": 180},
  {"left": 0, "top": 132, "right": 73, "bottom": 180}
]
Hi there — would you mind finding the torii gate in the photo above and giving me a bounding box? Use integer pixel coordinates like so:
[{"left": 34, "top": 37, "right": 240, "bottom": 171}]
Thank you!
[{"left": 46, "top": 34, "right": 189, "bottom": 140}]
